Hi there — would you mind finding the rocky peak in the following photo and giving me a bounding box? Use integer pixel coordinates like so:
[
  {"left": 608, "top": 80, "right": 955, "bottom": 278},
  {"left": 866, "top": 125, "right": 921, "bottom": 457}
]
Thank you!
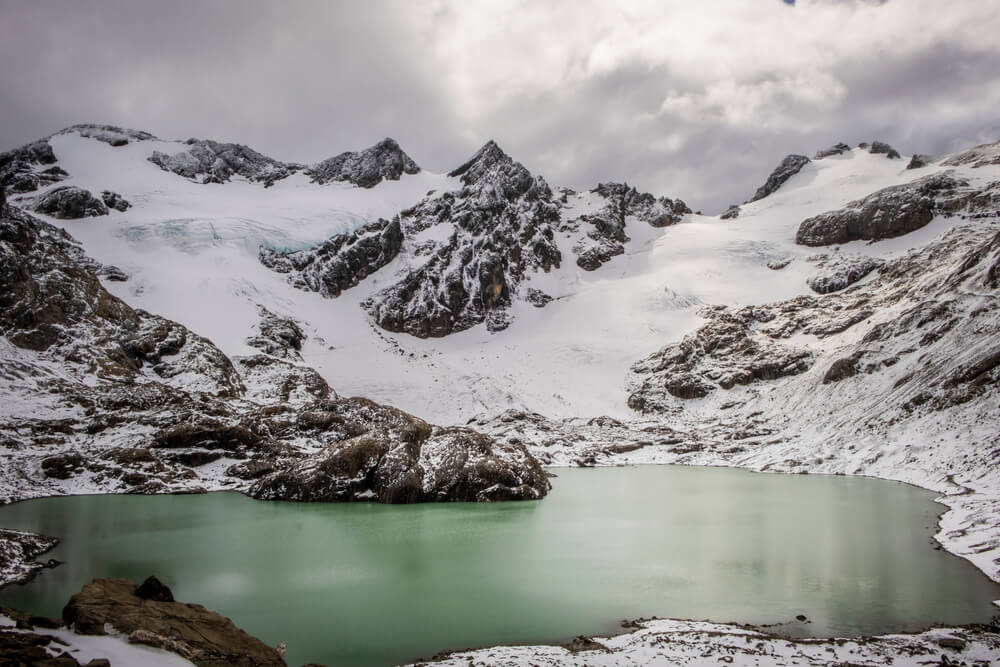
[
  {"left": 307, "top": 137, "right": 420, "bottom": 188},
  {"left": 59, "top": 124, "right": 157, "bottom": 146},
  {"left": 149, "top": 139, "right": 299, "bottom": 187},
  {"left": 750, "top": 154, "right": 811, "bottom": 202},
  {"left": 363, "top": 143, "right": 562, "bottom": 337}
]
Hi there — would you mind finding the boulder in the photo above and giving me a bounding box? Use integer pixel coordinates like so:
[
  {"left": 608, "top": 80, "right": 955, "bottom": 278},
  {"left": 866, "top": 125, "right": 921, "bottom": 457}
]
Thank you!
[
  {"left": 869, "top": 141, "right": 901, "bottom": 159},
  {"left": 813, "top": 143, "right": 851, "bottom": 159},
  {"left": 100, "top": 190, "right": 130, "bottom": 212},
  {"left": 806, "top": 256, "right": 884, "bottom": 294},
  {"left": 34, "top": 186, "right": 108, "bottom": 219},
  {"left": 720, "top": 204, "right": 740, "bottom": 220},
  {"left": 62, "top": 577, "right": 285, "bottom": 666}
]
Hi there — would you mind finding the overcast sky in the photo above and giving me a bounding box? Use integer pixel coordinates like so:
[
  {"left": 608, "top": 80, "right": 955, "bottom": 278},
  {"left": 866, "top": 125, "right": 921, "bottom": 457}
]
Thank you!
[{"left": 1, "top": 0, "right": 998, "bottom": 212}]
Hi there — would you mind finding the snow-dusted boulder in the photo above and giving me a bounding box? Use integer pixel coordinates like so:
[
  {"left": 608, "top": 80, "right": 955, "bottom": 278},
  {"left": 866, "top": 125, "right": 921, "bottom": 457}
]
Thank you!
[
  {"left": 750, "top": 154, "right": 810, "bottom": 202},
  {"left": 34, "top": 185, "right": 108, "bottom": 218},
  {"left": 61, "top": 123, "right": 156, "bottom": 146},
  {"left": 307, "top": 137, "right": 420, "bottom": 188},
  {"left": 100, "top": 190, "right": 130, "bottom": 211}
]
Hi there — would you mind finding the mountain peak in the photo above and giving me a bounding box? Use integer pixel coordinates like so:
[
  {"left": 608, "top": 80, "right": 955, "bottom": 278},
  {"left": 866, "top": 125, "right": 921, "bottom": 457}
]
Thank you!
[
  {"left": 308, "top": 138, "right": 419, "bottom": 188},
  {"left": 447, "top": 140, "right": 516, "bottom": 183}
]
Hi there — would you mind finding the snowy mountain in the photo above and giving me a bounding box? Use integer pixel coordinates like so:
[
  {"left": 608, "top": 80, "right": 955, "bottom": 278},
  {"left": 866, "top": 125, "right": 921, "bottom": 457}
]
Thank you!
[{"left": 1, "top": 123, "right": 999, "bottom": 587}]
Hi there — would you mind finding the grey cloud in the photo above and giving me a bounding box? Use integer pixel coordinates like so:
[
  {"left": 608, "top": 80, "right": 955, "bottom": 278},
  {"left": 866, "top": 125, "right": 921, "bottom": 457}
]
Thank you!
[{"left": 1, "top": 0, "right": 998, "bottom": 213}]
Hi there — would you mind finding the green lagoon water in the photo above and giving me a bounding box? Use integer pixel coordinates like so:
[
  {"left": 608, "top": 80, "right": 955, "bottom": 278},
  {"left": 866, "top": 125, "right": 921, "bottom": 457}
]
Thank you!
[{"left": 1, "top": 466, "right": 998, "bottom": 666}]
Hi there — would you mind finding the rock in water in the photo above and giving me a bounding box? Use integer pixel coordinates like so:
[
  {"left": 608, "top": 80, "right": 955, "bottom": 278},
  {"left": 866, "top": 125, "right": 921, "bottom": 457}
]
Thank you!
[
  {"left": 62, "top": 577, "right": 285, "bottom": 666},
  {"left": 750, "top": 154, "right": 811, "bottom": 202},
  {"left": 307, "top": 137, "right": 420, "bottom": 188}
]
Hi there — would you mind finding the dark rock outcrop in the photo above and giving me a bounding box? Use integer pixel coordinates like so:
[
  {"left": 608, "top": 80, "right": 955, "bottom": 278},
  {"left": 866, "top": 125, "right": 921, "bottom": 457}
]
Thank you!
[
  {"left": 0, "top": 529, "right": 59, "bottom": 588},
  {"left": 750, "top": 154, "right": 811, "bottom": 202},
  {"left": 149, "top": 139, "right": 298, "bottom": 186},
  {"left": 260, "top": 218, "right": 403, "bottom": 297},
  {"left": 869, "top": 141, "right": 901, "bottom": 159},
  {"left": 941, "top": 141, "right": 1000, "bottom": 168},
  {"left": 907, "top": 154, "right": 935, "bottom": 170},
  {"left": 806, "top": 255, "right": 884, "bottom": 294},
  {"left": 364, "top": 141, "right": 562, "bottom": 336},
  {"left": 307, "top": 137, "right": 420, "bottom": 188},
  {"left": 627, "top": 307, "right": 812, "bottom": 412},
  {"left": 64, "top": 124, "right": 156, "bottom": 147},
  {"left": 720, "top": 204, "right": 740, "bottom": 220},
  {"left": 63, "top": 577, "right": 285, "bottom": 666},
  {"left": 100, "top": 190, "right": 130, "bottom": 212},
  {"left": 249, "top": 398, "right": 550, "bottom": 503},
  {"left": 1, "top": 139, "right": 65, "bottom": 194},
  {"left": 813, "top": 143, "right": 851, "bottom": 160},
  {"left": 34, "top": 186, "right": 108, "bottom": 219},
  {"left": 569, "top": 182, "right": 689, "bottom": 271},
  {"left": 796, "top": 172, "right": 970, "bottom": 246},
  {"left": 245, "top": 307, "right": 306, "bottom": 359}
]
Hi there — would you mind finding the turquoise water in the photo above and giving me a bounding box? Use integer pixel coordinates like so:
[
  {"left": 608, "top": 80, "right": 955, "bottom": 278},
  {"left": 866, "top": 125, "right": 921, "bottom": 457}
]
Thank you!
[{"left": 1, "top": 466, "right": 997, "bottom": 666}]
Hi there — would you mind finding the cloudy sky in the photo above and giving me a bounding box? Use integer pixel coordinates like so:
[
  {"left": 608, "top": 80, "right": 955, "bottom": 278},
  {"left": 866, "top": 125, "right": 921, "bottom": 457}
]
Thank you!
[{"left": 1, "top": 0, "right": 998, "bottom": 212}]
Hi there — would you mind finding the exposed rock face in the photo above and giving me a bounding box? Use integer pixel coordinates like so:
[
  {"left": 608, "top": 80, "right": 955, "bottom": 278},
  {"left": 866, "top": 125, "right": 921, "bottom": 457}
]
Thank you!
[
  {"left": 99, "top": 190, "right": 130, "bottom": 212},
  {"left": 720, "top": 204, "right": 740, "bottom": 220},
  {"left": 806, "top": 255, "right": 884, "bottom": 294},
  {"left": 149, "top": 139, "right": 299, "bottom": 186},
  {"left": 34, "top": 186, "right": 108, "bottom": 218},
  {"left": 869, "top": 141, "right": 901, "bottom": 159},
  {"left": 796, "top": 172, "right": 970, "bottom": 246},
  {"left": 570, "top": 182, "right": 690, "bottom": 271},
  {"left": 750, "top": 154, "right": 810, "bottom": 202},
  {"left": 364, "top": 141, "right": 563, "bottom": 336},
  {"left": 0, "top": 205, "right": 548, "bottom": 504},
  {"left": 259, "top": 218, "right": 403, "bottom": 297},
  {"left": 907, "top": 154, "right": 935, "bottom": 170},
  {"left": 813, "top": 142, "right": 851, "bottom": 159},
  {"left": 0, "top": 529, "right": 58, "bottom": 588},
  {"left": 307, "top": 137, "right": 420, "bottom": 188},
  {"left": 0, "top": 139, "right": 65, "bottom": 194},
  {"left": 627, "top": 307, "right": 812, "bottom": 411},
  {"left": 245, "top": 307, "right": 306, "bottom": 360},
  {"left": 941, "top": 140, "right": 1000, "bottom": 168},
  {"left": 63, "top": 577, "right": 285, "bottom": 666},
  {"left": 63, "top": 124, "right": 156, "bottom": 147},
  {"left": 250, "top": 398, "right": 550, "bottom": 502}
]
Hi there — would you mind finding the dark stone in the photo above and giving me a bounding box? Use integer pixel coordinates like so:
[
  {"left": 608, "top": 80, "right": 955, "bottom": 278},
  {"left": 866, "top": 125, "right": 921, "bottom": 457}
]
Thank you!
[
  {"left": 720, "top": 204, "right": 740, "bottom": 220},
  {"left": 806, "top": 256, "right": 883, "bottom": 294},
  {"left": 62, "top": 577, "right": 285, "bottom": 666},
  {"left": 34, "top": 186, "right": 108, "bottom": 219},
  {"left": 149, "top": 139, "right": 298, "bottom": 186},
  {"left": 135, "top": 575, "right": 174, "bottom": 602},
  {"left": 870, "top": 141, "right": 901, "bottom": 159},
  {"left": 307, "top": 138, "right": 420, "bottom": 188},
  {"left": 99, "top": 190, "right": 130, "bottom": 212},
  {"left": 813, "top": 143, "right": 851, "bottom": 159},
  {"left": 750, "top": 154, "right": 811, "bottom": 202},
  {"left": 907, "top": 154, "right": 934, "bottom": 169}
]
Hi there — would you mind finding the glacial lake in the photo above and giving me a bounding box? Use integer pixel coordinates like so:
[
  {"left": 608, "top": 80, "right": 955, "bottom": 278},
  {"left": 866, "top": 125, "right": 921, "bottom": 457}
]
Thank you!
[{"left": 1, "top": 466, "right": 998, "bottom": 667}]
